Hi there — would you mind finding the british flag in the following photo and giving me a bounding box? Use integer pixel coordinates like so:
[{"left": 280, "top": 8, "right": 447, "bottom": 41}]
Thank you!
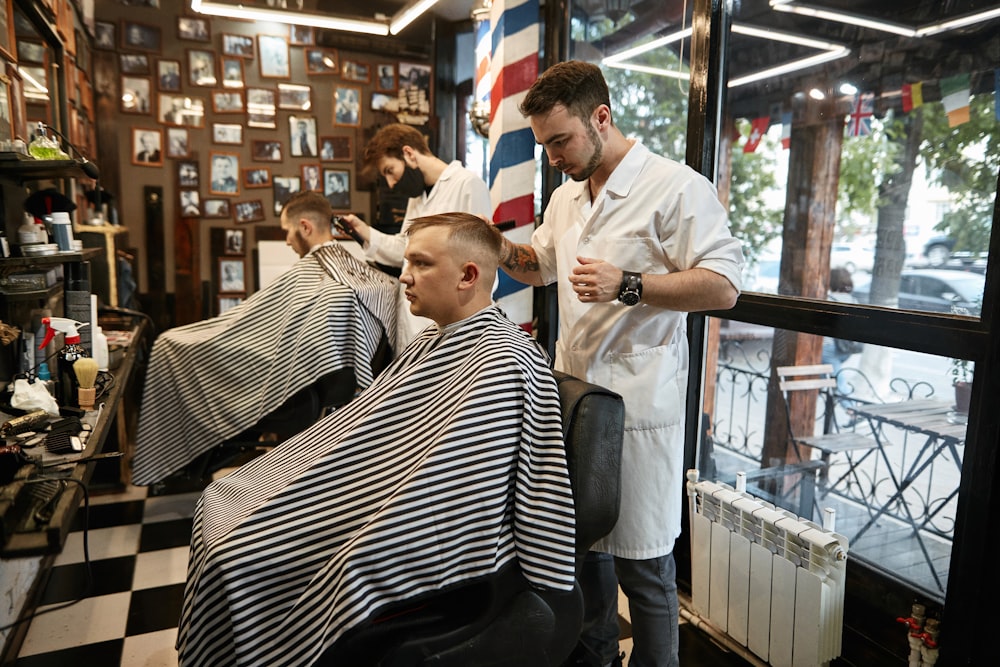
[{"left": 847, "top": 92, "right": 874, "bottom": 137}]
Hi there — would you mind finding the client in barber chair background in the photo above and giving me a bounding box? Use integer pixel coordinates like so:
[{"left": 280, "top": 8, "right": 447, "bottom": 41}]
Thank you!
[
  {"left": 176, "top": 213, "right": 577, "bottom": 667},
  {"left": 131, "top": 191, "right": 398, "bottom": 486}
]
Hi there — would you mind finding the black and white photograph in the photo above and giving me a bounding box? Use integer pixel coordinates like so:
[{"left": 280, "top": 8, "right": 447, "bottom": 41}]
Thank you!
[
  {"left": 131, "top": 128, "right": 163, "bottom": 166},
  {"left": 278, "top": 83, "right": 311, "bottom": 111},
  {"left": 188, "top": 49, "right": 217, "bottom": 87},
  {"left": 258, "top": 35, "right": 290, "bottom": 79},
  {"left": 166, "top": 127, "right": 189, "bottom": 158},
  {"left": 212, "top": 90, "right": 244, "bottom": 114},
  {"left": 246, "top": 88, "right": 277, "bottom": 129},
  {"left": 234, "top": 200, "right": 265, "bottom": 224},
  {"left": 290, "top": 25, "right": 313, "bottom": 46},
  {"left": 304, "top": 48, "right": 337, "bottom": 75},
  {"left": 273, "top": 176, "right": 301, "bottom": 215},
  {"left": 179, "top": 190, "right": 201, "bottom": 217},
  {"left": 251, "top": 139, "right": 282, "bottom": 162},
  {"left": 158, "top": 94, "right": 205, "bottom": 128},
  {"left": 0, "top": 79, "right": 11, "bottom": 144},
  {"left": 17, "top": 40, "right": 45, "bottom": 64},
  {"left": 203, "top": 198, "right": 232, "bottom": 219},
  {"left": 218, "top": 295, "right": 244, "bottom": 315},
  {"left": 157, "top": 59, "right": 181, "bottom": 92},
  {"left": 397, "top": 61, "right": 432, "bottom": 119},
  {"left": 121, "top": 76, "right": 152, "bottom": 114},
  {"left": 243, "top": 167, "right": 272, "bottom": 189},
  {"left": 376, "top": 63, "right": 396, "bottom": 91},
  {"left": 371, "top": 92, "right": 393, "bottom": 112},
  {"left": 225, "top": 229, "right": 245, "bottom": 255},
  {"left": 221, "top": 33, "right": 254, "bottom": 58},
  {"left": 212, "top": 122, "right": 243, "bottom": 145},
  {"left": 120, "top": 54, "right": 150, "bottom": 75},
  {"left": 320, "top": 135, "right": 351, "bottom": 162},
  {"left": 177, "top": 16, "right": 210, "bottom": 42},
  {"left": 341, "top": 60, "right": 370, "bottom": 83},
  {"left": 323, "top": 169, "right": 350, "bottom": 209},
  {"left": 221, "top": 57, "right": 244, "bottom": 89},
  {"left": 209, "top": 152, "right": 241, "bottom": 195},
  {"left": 288, "top": 115, "right": 318, "bottom": 157},
  {"left": 334, "top": 86, "right": 361, "bottom": 127},
  {"left": 121, "top": 20, "right": 161, "bottom": 53},
  {"left": 177, "top": 159, "right": 199, "bottom": 187},
  {"left": 218, "top": 258, "right": 246, "bottom": 293},
  {"left": 94, "top": 21, "right": 116, "bottom": 50},
  {"left": 301, "top": 164, "right": 322, "bottom": 192}
]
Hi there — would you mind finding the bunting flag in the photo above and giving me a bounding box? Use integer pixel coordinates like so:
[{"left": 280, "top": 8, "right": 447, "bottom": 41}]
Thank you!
[
  {"left": 902, "top": 82, "right": 924, "bottom": 112},
  {"left": 743, "top": 116, "right": 770, "bottom": 153},
  {"left": 940, "top": 73, "right": 971, "bottom": 127},
  {"left": 847, "top": 92, "right": 874, "bottom": 137},
  {"left": 995, "top": 70, "right": 1000, "bottom": 122},
  {"left": 780, "top": 111, "right": 792, "bottom": 149}
]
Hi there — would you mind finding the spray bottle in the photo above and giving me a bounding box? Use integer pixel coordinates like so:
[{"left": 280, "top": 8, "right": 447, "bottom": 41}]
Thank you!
[{"left": 38, "top": 317, "right": 89, "bottom": 407}]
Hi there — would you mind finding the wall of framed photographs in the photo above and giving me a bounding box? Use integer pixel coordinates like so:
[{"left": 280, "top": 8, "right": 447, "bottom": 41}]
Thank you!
[{"left": 90, "top": 0, "right": 434, "bottom": 321}]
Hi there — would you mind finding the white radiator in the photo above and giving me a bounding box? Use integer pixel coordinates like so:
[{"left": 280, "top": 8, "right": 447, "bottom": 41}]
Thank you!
[{"left": 686, "top": 470, "right": 849, "bottom": 667}]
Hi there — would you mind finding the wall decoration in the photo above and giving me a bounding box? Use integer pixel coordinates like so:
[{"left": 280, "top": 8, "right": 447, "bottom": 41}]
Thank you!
[
  {"left": 177, "top": 16, "right": 210, "bottom": 42},
  {"left": 218, "top": 258, "right": 246, "bottom": 292},
  {"left": 121, "top": 20, "right": 161, "bottom": 53},
  {"left": 251, "top": 139, "right": 282, "bottom": 162},
  {"left": 158, "top": 93, "right": 205, "bottom": 128},
  {"left": 397, "top": 61, "right": 431, "bottom": 124},
  {"left": 187, "top": 49, "right": 217, "bottom": 87},
  {"left": 94, "top": 20, "right": 116, "bottom": 51},
  {"left": 212, "top": 122, "right": 243, "bottom": 145},
  {"left": 246, "top": 87, "right": 276, "bottom": 128},
  {"left": 288, "top": 114, "right": 318, "bottom": 157},
  {"left": 179, "top": 189, "right": 201, "bottom": 217},
  {"left": 341, "top": 60, "right": 370, "bottom": 83},
  {"left": 376, "top": 63, "right": 396, "bottom": 91},
  {"left": 273, "top": 176, "right": 301, "bottom": 215},
  {"left": 243, "top": 167, "right": 272, "bottom": 188},
  {"left": 0, "top": 0, "right": 10, "bottom": 62},
  {"left": 371, "top": 92, "right": 392, "bottom": 111},
  {"left": 17, "top": 40, "right": 45, "bottom": 64},
  {"left": 323, "top": 168, "right": 350, "bottom": 209},
  {"left": 177, "top": 159, "right": 199, "bottom": 187},
  {"left": 7, "top": 64, "right": 25, "bottom": 141},
  {"left": 0, "top": 74, "right": 11, "bottom": 144},
  {"left": 203, "top": 198, "right": 232, "bottom": 219},
  {"left": 209, "top": 151, "right": 241, "bottom": 195},
  {"left": 305, "top": 48, "right": 337, "bottom": 75},
  {"left": 319, "top": 135, "right": 351, "bottom": 162},
  {"left": 224, "top": 229, "right": 245, "bottom": 255},
  {"left": 334, "top": 85, "right": 361, "bottom": 127},
  {"left": 120, "top": 54, "right": 150, "bottom": 75},
  {"left": 157, "top": 59, "right": 181, "bottom": 91},
  {"left": 218, "top": 295, "right": 244, "bottom": 314},
  {"left": 301, "top": 164, "right": 321, "bottom": 191},
  {"left": 257, "top": 35, "right": 290, "bottom": 79},
  {"left": 277, "top": 83, "right": 311, "bottom": 111},
  {"left": 166, "top": 127, "right": 189, "bottom": 157},
  {"left": 212, "top": 90, "right": 244, "bottom": 114},
  {"left": 290, "top": 25, "right": 313, "bottom": 46},
  {"left": 221, "top": 33, "right": 254, "bottom": 58},
  {"left": 234, "top": 200, "right": 265, "bottom": 224},
  {"left": 221, "top": 57, "right": 244, "bottom": 89},
  {"left": 121, "top": 75, "right": 152, "bottom": 114},
  {"left": 131, "top": 127, "right": 163, "bottom": 166}
]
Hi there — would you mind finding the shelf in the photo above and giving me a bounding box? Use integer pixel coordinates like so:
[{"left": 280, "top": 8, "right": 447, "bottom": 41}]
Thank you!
[
  {"left": 0, "top": 155, "right": 93, "bottom": 185},
  {"left": 0, "top": 248, "right": 100, "bottom": 275}
]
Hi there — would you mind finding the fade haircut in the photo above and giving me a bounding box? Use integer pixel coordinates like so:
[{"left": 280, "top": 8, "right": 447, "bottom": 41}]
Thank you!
[
  {"left": 519, "top": 60, "right": 613, "bottom": 125},
  {"left": 406, "top": 212, "right": 503, "bottom": 281},
  {"left": 280, "top": 190, "right": 333, "bottom": 231},
  {"left": 362, "top": 124, "right": 432, "bottom": 174}
]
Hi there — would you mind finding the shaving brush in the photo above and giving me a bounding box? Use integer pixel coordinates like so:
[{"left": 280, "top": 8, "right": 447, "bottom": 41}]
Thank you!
[{"left": 73, "top": 358, "right": 99, "bottom": 410}]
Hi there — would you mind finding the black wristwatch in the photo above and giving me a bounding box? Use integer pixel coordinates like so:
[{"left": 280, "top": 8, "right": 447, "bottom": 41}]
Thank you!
[{"left": 618, "top": 271, "right": 643, "bottom": 306}]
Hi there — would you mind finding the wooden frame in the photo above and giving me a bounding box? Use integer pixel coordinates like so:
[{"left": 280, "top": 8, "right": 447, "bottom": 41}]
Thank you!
[
  {"left": 251, "top": 139, "right": 282, "bottom": 162},
  {"left": 376, "top": 63, "right": 396, "bottom": 92},
  {"left": 242, "top": 167, "right": 272, "bottom": 189},
  {"left": 120, "top": 54, "right": 150, "bottom": 75},
  {"left": 209, "top": 151, "right": 241, "bottom": 196},
  {"left": 288, "top": 115, "right": 318, "bottom": 157},
  {"left": 221, "top": 33, "right": 254, "bottom": 58},
  {"left": 121, "top": 20, "right": 161, "bottom": 53},
  {"left": 218, "top": 258, "right": 246, "bottom": 293},
  {"left": 234, "top": 200, "right": 265, "bottom": 224},
  {"left": 177, "top": 16, "right": 210, "bottom": 42},
  {"left": 272, "top": 176, "right": 301, "bottom": 215},
  {"left": 323, "top": 169, "right": 351, "bottom": 209},
  {"left": 0, "top": 0, "right": 10, "bottom": 63},
  {"left": 187, "top": 48, "right": 217, "bottom": 87},
  {"left": 212, "top": 122, "right": 243, "bottom": 145},
  {"left": 334, "top": 86, "right": 361, "bottom": 127},
  {"left": 257, "top": 35, "right": 290, "bottom": 79},
  {"left": 277, "top": 83, "right": 311, "bottom": 111},
  {"left": 301, "top": 164, "right": 322, "bottom": 192},
  {"left": 224, "top": 229, "right": 245, "bottom": 255},
  {"left": 246, "top": 87, "right": 276, "bottom": 129},
  {"left": 290, "top": 25, "right": 314, "bottom": 46},
  {"left": 221, "top": 57, "right": 244, "bottom": 89},
  {"left": 203, "top": 198, "right": 232, "bottom": 220},
  {"left": 120, "top": 75, "right": 152, "bottom": 114},
  {"left": 212, "top": 90, "right": 244, "bottom": 114},
  {"left": 166, "top": 127, "right": 190, "bottom": 157},
  {"left": 305, "top": 48, "right": 338, "bottom": 75},
  {"left": 179, "top": 189, "right": 201, "bottom": 218},
  {"left": 177, "top": 159, "right": 199, "bottom": 187},
  {"left": 157, "top": 93, "right": 205, "bottom": 128},
  {"left": 94, "top": 20, "right": 116, "bottom": 51},
  {"left": 0, "top": 73, "right": 12, "bottom": 144},
  {"left": 320, "top": 135, "right": 352, "bottom": 162},
  {"left": 131, "top": 127, "right": 163, "bottom": 166},
  {"left": 7, "top": 64, "right": 25, "bottom": 142},
  {"left": 341, "top": 60, "right": 370, "bottom": 83},
  {"left": 156, "top": 59, "right": 181, "bottom": 92}
]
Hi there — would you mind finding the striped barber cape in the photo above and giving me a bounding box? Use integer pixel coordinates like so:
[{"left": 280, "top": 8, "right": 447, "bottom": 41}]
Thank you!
[
  {"left": 176, "top": 306, "right": 576, "bottom": 667},
  {"left": 132, "top": 243, "right": 397, "bottom": 485}
]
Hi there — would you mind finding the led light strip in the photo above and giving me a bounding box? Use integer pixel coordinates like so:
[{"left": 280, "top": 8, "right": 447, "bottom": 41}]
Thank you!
[
  {"left": 770, "top": 0, "right": 1000, "bottom": 38},
  {"left": 190, "top": 0, "right": 443, "bottom": 36}
]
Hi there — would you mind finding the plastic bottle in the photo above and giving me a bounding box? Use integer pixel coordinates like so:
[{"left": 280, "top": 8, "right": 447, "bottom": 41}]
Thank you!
[
  {"left": 50, "top": 211, "right": 74, "bottom": 251},
  {"left": 37, "top": 362, "right": 55, "bottom": 396},
  {"left": 18, "top": 213, "right": 42, "bottom": 246},
  {"left": 93, "top": 326, "right": 109, "bottom": 371},
  {"left": 38, "top": 317, "right": 89, "bottom": 407}
]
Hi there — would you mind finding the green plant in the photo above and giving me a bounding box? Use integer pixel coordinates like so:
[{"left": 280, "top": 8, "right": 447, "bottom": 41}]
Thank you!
[{"left": 951, "top": 357, "right": 974, "bottom": 385}]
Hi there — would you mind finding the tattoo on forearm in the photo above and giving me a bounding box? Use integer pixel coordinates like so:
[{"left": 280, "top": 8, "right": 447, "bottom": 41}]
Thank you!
[{"left": 501, "top": 241, "right": 540, "bottom": 273}]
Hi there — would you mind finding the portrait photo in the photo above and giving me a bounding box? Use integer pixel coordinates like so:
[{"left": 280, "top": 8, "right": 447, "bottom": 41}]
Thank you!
[
  {"left": 166, "top": 127, "right": 189, "bottom": 158},
  {"left": 288, "top": 115, "right": 318, "bottom": 157},
  {"left": 224, "top": 229, "right": 245, "bottom": 255},
  {"left": 218, "top": 258, "right": 246, "bottom": 293},
  {"left": 218, "top": 295, "right": 244, "bottom": 315},
  {"left": 94, "top": 21, "right": 116, "bottom": 51},
  {"left": 290, "top": 25, "right": 313, "bottom": 46},
  {"left": 221, "top": 57, "right": 244, "bottom": 89},
  {"left": 179, "top": 189, "right": 201, "bottom": 218},
  {"left": 246, "top": 87, "right": 276, "bottom": 128},
  {"left": 323, "top": 169, "right": 351, "bottom": 209},
  {"left": 334, "top": 86, "right": 361, "bottom": 127},
  {"left": 301, "top": 164, "right": 322, "bottom": 192},
  {"left": 188, "top": 49, "right": 217, "bottom": 87},
  {"left": 212, "top": 122, "right": 243, "bottom": 145},
  {"left": 251, "top": 139, "right": 282, "bottom": 162},
  {"left": 243, "top": 167, "right": 272, "bottom": 189},
  {"left": 120, "top": 54, "right": 150, "bottom": 75},
  {"left": 121, "top": 76, "right": 152, "bottom": 114},
  {"left": 221, "top": 33, "right": 254, "bottom": 58},
  {"left": 203, "top": 199, "right": 232, "bottom": 220},
  {"left": 177, "top": 16, "right": 210, "bottom": 42},
  {"left": 273, "top": 176, "right": 301, "bottom": 215},
  {"left": 320, "top": 135, "right": 351, "bottom": 162},
  {"left": 304, "top": 48, "right": 337, "bottom": 75},
  {"left": 122, "top": 20, "right": 160, "bottom": 53},
  {"left": 157, "top": 59, "right": 181, "bottom": 92},
  {"left": 131, "top": 128, "right": 163, "bottom": 166},
  {"left": 158, "top": 94, "right": 205, "bottom": 128},
  {"left": 278, "top": 83, "right": 311, "bottom": 111},
  {"left": 212, "top": 90, "right": 244, "bottom": 114},
  {"left": 341, "top": 60, "right": 370, "bottom": 83},
  {"left": 209, "top": 152, "right": 241, "bottom": 196},
  {"left": 177, "top": 159, "right": 199, "bottom": 187},
  {"left": 376, "top": 63, "right": 396, "bottom": 91},
  {"left": 258, "top": 35, "right": 290, "bottom": 79},
  {"left": 234, "top": 200, "right": 265, "bottom": 224}
]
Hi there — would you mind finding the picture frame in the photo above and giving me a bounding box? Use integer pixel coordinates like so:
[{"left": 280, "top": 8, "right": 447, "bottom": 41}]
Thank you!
[
  {"left": 16, "top": 40, "right": 45, "bottom": 65},
  {"left": 120, "top": 75, "right": 152, "bottom": 114},
  {"left": 221, "top": 57, "right": 244, "bottom": 89},
  {"left": 177, "top": 159, "right": 199, "bottom": 187},
  {"left": 224, "top": 229, "right": 245, "bottom": 255},
  {"left": 212, "top": 122, "right": 243, "bottom": 145},
  {"left": 156, "top": 59, "right": 181, "bottom": 92},
  {"left": 272, "top": 176, "right": 301, "bottom": 215},
  {"left": 120, "top": 53, "right": 150, "bottom": 75},
  {"left": 376, "top": 63, "right": 396, "bottom": 92},
  {"left": 371, "top": 92, "right": 393, "bottom": 112},
  {"left": 305, "top": 48, "right": 338, "bottom": 75},
  {"left": 158, "top": 93, "right": 205, "bottom": 128},
  {"left": 290, "top": 25, "right": 314, "bottom": 46},
  {"left": 319, "top": 135, "right": 352, "bottom": 162},
  {"left": 397, "top": 61, "right": 432, "bottom": 121},
  {"left": 94, "top": 20, "right": 116, "bottom": 51},
  {"left": 218, "top": 258, "right": 246, "bottom": 293},
  {"left": 257, "top": 35, "right": 290, "bottom": 79},
  {"left": 179, "top": 189, "right": 201, "bottom": 218},
  {"left": 203, "top": 198, "right": 232, "bottom": 220},
  {"left": 277, "top": 83, "right": 311, "bottom": 111},
  {"left": 246, "top": 87, "right": 276, "bottom": 129},
  {"left": 288, "top": 115, "right": 318, "bottom": 157},
  {"left": 243, "top": 167, "right": 272, "bottom": 189},
  {"left": 0, "top": 75, "right": 12, "bottom": 145},
  {"left": 334, "top": 86, "right": 361, "bottom": 127},
  {"left": 165, "top": 127, "right": 190, "bottom": 157},
  {"left": 234, "top": 200, "right": 265, "bottom": 224},
  {"left": 7, "top": 64, "right": 25, "bottom": 142},
  {"left": 323, "top": 169, "right": 351, "bottom": 209},
  {"left": 221, "top": 33, "right": 254, "bottom": 58},
  {"left": 209, "top": 151, "right": 241, "bottom": 196},
  {"left": 131, "top": 127, "right": 163, "bottom": 167},
  {"left": 121, "top": 20, "right": 161, "bottom": 53},
  {"left": 212, "top": 90, "right": 244, "bottom": 114},
  {"left": 218, "top": 295, "right": 244, "bottom": 315},
  {"left": 301, "top": 164, "right": 322, "bottom": 191},
  {"left": 177, "top": 16, "right": 210, "bottom": 42},
  {"left": 187, "top": 49, "right": 217, "bottom": 87},
  {"left": 0, "top": 0, "right": 10, "bottom": 63},
  {"left": 251, "top": 140, "right": 282, "bottom": 162},
  {"left": 341, "top": 60, "right": 370, "bottom": 83}
]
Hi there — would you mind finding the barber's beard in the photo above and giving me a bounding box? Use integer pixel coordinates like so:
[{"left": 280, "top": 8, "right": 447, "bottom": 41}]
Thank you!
[{"left": 568, "top": 123, "right": 603, "bottom": 183}]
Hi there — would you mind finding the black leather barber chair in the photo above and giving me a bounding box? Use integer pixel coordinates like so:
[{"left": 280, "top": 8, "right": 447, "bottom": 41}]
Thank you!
[{"left": 319, "top": 371, "right": 625, "bottom": 667}]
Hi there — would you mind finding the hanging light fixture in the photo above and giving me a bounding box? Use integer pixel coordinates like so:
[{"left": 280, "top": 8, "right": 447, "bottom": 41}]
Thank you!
[{"left": 605, "top": 0, "right": 633, "bottom": 23}]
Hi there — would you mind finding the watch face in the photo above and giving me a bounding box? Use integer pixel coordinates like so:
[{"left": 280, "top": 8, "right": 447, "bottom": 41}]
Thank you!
[{"left": 620, "top": 290, "right": 640, "bottom": 306}]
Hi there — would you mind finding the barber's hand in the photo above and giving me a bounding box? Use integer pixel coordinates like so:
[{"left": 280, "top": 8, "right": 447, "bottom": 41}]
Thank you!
[
  {"left": 340, "top": 213, "right": 372, "bottom": 244},
  {"left": 570, "top": 256, "right": 622, "bottom": 303}
]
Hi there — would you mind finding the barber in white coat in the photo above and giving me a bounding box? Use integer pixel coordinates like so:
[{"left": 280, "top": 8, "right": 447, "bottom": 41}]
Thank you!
[{"left": 500, "top": 61, "right": 743, "bottom": 667}]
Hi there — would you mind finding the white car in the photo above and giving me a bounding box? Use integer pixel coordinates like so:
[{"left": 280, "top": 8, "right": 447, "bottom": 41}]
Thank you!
[{"left": 830, "top": 242, "right": 875, "bottom": 274}]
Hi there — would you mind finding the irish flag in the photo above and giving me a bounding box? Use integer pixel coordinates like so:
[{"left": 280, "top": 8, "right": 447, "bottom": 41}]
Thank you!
[{"left": 940, "top": 74, "right": 971, "bottom": 127}]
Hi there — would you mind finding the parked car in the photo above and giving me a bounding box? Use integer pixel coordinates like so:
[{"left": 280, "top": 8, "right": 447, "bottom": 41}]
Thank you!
[
  {"left": 922, "top": 235, "right": 956, "bottom": 267},
  {"left": 853, "top": 269, "right": 984, "bottom": 316},
  {"left": 743, "top": 256, "right": 780, "bottom": 294},
  {"left": 830, "top": 241, "right": 875, "bottom": 274}
]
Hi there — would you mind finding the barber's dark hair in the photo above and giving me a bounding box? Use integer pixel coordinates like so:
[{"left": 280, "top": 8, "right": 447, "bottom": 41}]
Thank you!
[
  {"left": 519, "top": 60, "right": 613, "bottom": 125},
  {"left": 281, "top": 190, "right": 332, "bottom": 230},
  {"left": 406, "top": 212, "right": 502, "bottom": 270},
  {"left": 362, "top": 124, "right": 432, "bottom": 174}
]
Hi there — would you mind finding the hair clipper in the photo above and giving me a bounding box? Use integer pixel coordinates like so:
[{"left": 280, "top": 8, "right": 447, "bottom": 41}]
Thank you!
[
  {"left": 0, "top": 410, "right": 50, "bottom": 438},
  {"left": 332, "top": 215, "right": 365, "bottom": 244}
]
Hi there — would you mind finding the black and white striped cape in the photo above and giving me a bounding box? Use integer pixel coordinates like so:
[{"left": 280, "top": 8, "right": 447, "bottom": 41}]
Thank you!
[
  {"left": 176, "top": 306, "right": 576, "bottom": 667},
  {"left": 132, "top": 243, "right": 397, "bottom": 485}
]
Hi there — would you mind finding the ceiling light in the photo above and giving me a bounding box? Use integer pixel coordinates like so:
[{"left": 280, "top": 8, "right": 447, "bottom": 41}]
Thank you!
[
  {"left": 190, "top": 0, "right": 390, "bottom": 36},
  {"left": 390, "top": 0, "right": 442, "bottom": 35},
  {"left": 770, "top": 1, "right": 1000, "bottom": 39},
  {"left": 808, "top": 88, "right": 825, "bottom": 100},
  {"left": 839, "top": 82, "right": 858, "bottom": 95}
]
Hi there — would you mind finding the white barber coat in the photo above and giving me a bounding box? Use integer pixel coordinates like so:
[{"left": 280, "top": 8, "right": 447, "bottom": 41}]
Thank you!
[
  {"left": 532, "top": 141, "right": 744, "bottom": 559},
  {"left": 365, "top": 161, "right": 492, "bottom": 346}
]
